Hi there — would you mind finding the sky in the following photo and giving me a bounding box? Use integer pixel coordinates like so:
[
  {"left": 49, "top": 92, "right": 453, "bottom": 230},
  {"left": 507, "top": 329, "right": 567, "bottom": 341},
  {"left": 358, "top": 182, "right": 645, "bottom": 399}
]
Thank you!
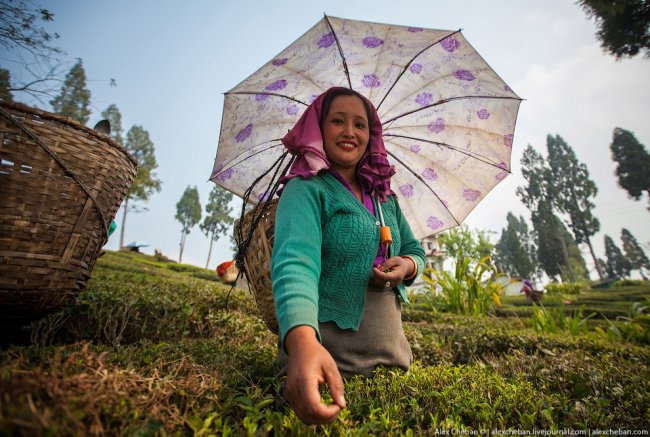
[{"left": 4, "top": 0, "right": 649, "bottom": 279}]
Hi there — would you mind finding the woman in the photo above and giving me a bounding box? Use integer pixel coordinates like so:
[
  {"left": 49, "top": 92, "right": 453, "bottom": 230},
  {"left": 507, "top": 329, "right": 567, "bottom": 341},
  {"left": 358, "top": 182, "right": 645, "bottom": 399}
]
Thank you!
[{"left": 271, "top": 87, "right": 426, "bottom": 424}]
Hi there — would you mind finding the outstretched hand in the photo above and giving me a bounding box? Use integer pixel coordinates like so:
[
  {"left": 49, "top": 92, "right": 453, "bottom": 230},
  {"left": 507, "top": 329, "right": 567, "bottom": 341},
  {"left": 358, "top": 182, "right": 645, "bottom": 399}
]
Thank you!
[
  {"left": 284, "top": 326, "right": 346, "bottom": 425},
  {"left": 371, "top": 256, "right": 413, "bottom": 288}
]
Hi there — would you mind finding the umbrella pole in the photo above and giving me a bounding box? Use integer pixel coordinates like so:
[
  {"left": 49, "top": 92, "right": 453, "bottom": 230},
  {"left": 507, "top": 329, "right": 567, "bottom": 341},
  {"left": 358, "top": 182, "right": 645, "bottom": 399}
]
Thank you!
[{"left": 376, "top": 198, "right": 392, "bottom": 259}]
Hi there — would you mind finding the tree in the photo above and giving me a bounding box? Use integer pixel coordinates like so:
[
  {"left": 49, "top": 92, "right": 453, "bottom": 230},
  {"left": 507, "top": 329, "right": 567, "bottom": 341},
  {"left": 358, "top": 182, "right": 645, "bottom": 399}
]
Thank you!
[
  {"left": 546, "top": 134, "right": 604, "bottom": 280},
  {"left": 119, "top": 125, "right": 162, "bottom": 248},
  {"left": 100, "top": 104, "right": 124, "bottom": 145},
  {"left": 176, "top": 186, "right": 202, "bottom": 263},
  {"left": 494, "top": 212, "right": 538, "bottom": 279},
  {"left": 0, "top": 0, "right": 65, "bottom": 103},
  {"left": 439, "top": 224, "right": 494, "bottom": 264},
  {"left": 577, "top": 0, "right": 650, "bottom": 59},
  {"left": 610, "top": 128, "right": 650, "bottom": 210},
  {"left": 604, "top": 235, "right": 632, "bottom": 279},
  {"left": 621, "top": 228, "right": 650, "bottom": 279},
  {"left": 199, "top": 185, "right": 234, "bottom": 268},
  {"left": 517, "top": 145, "right": 576, "bottom": 281},
  {"left": 50, "top": 59, "right": 91, "bottom": 123}
]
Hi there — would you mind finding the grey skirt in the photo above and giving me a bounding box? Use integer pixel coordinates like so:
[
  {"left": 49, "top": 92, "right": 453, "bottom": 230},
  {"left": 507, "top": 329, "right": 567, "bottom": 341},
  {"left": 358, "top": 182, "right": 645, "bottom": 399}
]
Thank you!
[{"left": 277, "top": 286, "right": 413, "bottom": 378}]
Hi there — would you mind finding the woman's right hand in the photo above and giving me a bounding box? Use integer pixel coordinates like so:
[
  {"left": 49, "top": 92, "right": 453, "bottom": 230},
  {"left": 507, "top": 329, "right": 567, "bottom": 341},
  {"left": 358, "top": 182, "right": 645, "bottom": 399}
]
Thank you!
[{"left": 284, "top": 325, "right": 346, "bottom": 424}]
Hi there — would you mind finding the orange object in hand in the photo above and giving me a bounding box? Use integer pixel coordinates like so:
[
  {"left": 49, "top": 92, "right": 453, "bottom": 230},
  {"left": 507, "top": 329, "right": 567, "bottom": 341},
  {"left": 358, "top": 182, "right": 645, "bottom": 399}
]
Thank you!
[{"left": 380, "top": 226, "right": 392, "bottom": 245}]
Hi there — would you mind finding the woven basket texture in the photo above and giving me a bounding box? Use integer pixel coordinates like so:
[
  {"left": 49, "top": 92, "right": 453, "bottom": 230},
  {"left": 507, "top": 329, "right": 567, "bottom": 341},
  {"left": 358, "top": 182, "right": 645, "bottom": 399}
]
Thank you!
[
  {"left": 235, "top": 199, "right": 279, "bottom": 334},
  {"left": 0, "top": 102, "right": 137, "bottom": 324}
]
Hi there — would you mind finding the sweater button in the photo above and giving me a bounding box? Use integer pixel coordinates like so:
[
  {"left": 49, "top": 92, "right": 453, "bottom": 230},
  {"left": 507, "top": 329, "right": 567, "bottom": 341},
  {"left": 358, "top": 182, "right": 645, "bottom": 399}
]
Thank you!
[{"left": 375, "top": 220, "right": 380, "bottom": 226}]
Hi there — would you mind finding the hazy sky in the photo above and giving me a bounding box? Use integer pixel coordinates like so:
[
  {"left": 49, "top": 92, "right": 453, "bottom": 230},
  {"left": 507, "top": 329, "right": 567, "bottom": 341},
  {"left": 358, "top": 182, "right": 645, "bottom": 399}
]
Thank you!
[{"left": 5, "top": 0, "right": 649, "bottom": 278}]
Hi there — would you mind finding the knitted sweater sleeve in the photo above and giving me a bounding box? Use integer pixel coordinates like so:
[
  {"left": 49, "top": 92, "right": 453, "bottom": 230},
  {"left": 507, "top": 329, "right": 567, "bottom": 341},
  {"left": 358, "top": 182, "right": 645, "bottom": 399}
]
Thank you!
[
  {"left": 394, "top": 198, "right": 426, "bottom": 287},
  {"left": 271, "top": 178, "right": 323, "bottom": 349}
]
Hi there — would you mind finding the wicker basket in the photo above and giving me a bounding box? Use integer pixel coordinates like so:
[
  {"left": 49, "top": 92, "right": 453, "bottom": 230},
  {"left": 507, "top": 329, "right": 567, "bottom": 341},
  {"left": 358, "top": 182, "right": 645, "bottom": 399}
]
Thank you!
[
  {"left": 0, "top": 102, "right": 137, "bottom": 325},
  {"left": 235, "top": 199, "right": 279, "bottom": 334}
]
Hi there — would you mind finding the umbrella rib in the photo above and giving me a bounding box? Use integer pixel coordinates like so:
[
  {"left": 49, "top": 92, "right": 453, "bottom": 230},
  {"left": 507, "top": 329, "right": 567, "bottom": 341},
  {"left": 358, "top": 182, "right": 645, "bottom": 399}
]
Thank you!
[
  {"left": 217, "top": 141, "right": 285, "bottom": 175},
  {"left": 376, "top": 30, "right": 461, "bottom": 112},
  {"left": 382, "top": 95, "right": 522, "bottom": 126},
  {"left": 226, "top": 91, "right": 309, "bottom": 106},
  {"left": 385, "top": 149, "right": 462, "bottom": 227},
  {"left": 325, "top": 14, "right": 352, "bottom": 89},
  {"left": 383, "top": 133, "right": 509, "bottom": 170}
]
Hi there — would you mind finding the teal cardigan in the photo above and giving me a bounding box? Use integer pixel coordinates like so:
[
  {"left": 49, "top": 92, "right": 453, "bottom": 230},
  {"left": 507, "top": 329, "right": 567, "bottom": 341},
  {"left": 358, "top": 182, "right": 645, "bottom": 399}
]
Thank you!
[{"left": 271, "top": 172, "right": 426, "bottom": 347}]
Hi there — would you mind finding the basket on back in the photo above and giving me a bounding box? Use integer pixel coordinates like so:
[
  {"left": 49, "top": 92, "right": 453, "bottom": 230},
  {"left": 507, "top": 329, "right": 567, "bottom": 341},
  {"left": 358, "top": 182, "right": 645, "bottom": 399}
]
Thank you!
[
  {"left": 234, "top": 199, "right": 279, "bottom": 334},
  {"left": 0, "top": 102, "right": 137, "bottom": 325}
]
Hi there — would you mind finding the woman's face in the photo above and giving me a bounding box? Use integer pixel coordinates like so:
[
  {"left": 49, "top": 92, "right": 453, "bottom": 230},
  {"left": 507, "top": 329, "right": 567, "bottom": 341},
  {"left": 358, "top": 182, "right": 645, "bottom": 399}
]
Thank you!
[{"left": 321, "top": 95, "right": 370, "bottom": 176}]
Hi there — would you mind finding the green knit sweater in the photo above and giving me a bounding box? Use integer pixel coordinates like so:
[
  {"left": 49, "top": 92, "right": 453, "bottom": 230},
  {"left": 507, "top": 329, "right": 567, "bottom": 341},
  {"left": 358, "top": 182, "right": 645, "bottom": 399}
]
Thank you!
[{"left": 271, "top": 172, "right": 426, "bottom": 347}]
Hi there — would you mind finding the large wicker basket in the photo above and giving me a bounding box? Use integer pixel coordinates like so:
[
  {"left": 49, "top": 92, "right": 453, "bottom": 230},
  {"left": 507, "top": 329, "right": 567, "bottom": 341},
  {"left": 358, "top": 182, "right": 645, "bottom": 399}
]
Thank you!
[
  {"left": 0, "top": 102, "right": 137, "bottom": 325},
  {"left": 235, "top": 199, "right": 279, "bottom": 334}
]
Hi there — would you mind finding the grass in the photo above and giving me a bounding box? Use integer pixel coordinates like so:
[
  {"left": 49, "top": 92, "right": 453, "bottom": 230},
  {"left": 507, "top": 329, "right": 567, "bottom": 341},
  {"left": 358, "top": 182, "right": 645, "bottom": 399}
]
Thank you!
[{"left": 1, "top": 250, "right": 649, "bottom": 434}]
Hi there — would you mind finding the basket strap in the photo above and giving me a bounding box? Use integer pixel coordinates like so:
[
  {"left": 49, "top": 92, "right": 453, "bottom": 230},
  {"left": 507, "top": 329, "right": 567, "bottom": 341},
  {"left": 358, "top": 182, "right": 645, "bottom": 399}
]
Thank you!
[{"left": 0, "top": 106, "right": 109, "bottom": 245}]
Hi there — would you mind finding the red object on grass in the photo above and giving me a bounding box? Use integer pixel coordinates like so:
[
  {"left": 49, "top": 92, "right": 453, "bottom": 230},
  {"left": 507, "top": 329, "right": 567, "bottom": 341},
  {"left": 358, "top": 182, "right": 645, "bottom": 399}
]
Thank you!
[{"left": 217, "top": 260, "right": 234, "bottom": 277}]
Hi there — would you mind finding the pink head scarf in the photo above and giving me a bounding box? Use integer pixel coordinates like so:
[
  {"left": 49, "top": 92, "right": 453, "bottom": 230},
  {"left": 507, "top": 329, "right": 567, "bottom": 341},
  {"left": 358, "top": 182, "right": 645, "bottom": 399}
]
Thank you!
[{"left": 280, "top": 87, "right": 395, "bottom": 201}]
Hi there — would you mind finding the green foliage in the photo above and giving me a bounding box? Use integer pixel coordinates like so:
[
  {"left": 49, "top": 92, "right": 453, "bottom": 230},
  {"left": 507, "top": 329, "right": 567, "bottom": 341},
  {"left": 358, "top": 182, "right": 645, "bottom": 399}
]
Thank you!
[
  {"left": 610, "top": 128, "right": 650, "bottom": 208},
  {"left": 50, "top": 59, "right": 91, "bottom": 123},
  {"left": 100, "top": 104, "right": 124, "bottom": 145},
  {"left": 605, "top": 234, "right": 632, "bottom": 279},
  {"left": 494, "top": 212, "right": 538, "bottom": 278},
  {"left": 595, "top": 298, "right": 650, "bottom": 345},
  {"left": 125, "top": 125, "right": 161, "bottom": 204},
  {"left": 200, "top": 185, "right": 234, "bottom": 267},
  {"left": 176, "top": 186, "right": 202, "bottom": 263},
  {"left": 427, "top": 255, "right": 504, "bottom": 316},
  {"left": 438, "top": 225, "right": 494, "bottom": 263},
  {"left": 544, "top": 282, "right": 583, "bottom": 295},
  {"left": 577, "top": 0, "right": 650, "bottom": 59},
  {"left": 621, "top": 228, "right": 650, "bottom": 279},
  {"left": 531, "top": 303, "right": 596, "bottom": 335}
]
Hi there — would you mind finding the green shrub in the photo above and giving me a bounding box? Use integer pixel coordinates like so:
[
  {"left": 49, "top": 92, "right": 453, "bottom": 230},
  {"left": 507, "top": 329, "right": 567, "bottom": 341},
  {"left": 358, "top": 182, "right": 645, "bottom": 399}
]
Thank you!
[
  {"left": 596, "top": 298, "right": 650, "bottom": 345},
  {"left": 615, "top": 279, "right": 649, "bottom": 287},
  {"left": 544, "top": 282, "right": 583, "bottom": 295},
  {"left": 531, "top": 303, "right": 596, "bottom": 336}
]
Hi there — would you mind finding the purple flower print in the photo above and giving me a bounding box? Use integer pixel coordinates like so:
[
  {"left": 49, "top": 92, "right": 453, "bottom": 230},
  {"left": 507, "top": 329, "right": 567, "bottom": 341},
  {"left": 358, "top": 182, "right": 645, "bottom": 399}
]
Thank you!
[
  {"left": 272, "top": 58, "right": 288, "bottom": 66},
  {"left": 504, "top": 85, "right": 512, "bottom": 92},
  {"left": 422, "top": 168, "right": 438, "bottom": 181},
  {"left": 308, "top": 95, "right": 319, "bottom": 103},
  {"left": 235, "top": 124, "right": 253, "bottom": 143},
  {"left": 318, "top": 33, "right": 335, "bottom": 48},
  {"left": 497, "top": 161, "right": 507, "bottom": 170},
  {"left": 441, "top": 36, "right": 460, "bottom": 53},
  {"left": 255, "top": 94, "right": 269, "bottom": 102},
  {"left": 399, "top": 183, "right": 414, "bottom": 198},
  {"left": 287, "top": 105, "right": 298, "bottom": 115},
  {"left": 363, "top": 36, "right": 384, "bottom": 48},
  {"left": 427, "top": 118, "right": 445, "bottom": 133},
  {"left": 477, "top": 109, "right": 490, "bottom": 119},
  {"left": 410, "top": 63, "right": 423, "bottom": 74},
  {"left": 265, "top": 80, "right": 287, "bottom": 91},
  {"left": 463, "top": 188, "right": 481, "bottom": 202},
  {"left": 362, "top": 73, "right": 381, "bottom": 88},
  {"left": 416, "top": 92, "right": 433, "bottom": 106},
  {"left": 407, "top": 27, "right": 423, "bottom": 32},
  {"left": 258, "top": 191, "right": 270, "bottom": 202},
  {"left": 216, "top": 167, "right": 234, "bottom": 182},
  {"left": 503, "top": 134, "right": 513, "bottom": 147},
  {"left": 427, "top": 216, "right": 444, "bottom": 230},
  {"left": 454, "top": 69, "right": 475, "bottom": 81},
  {"left": 441, "top": 200, "right": 449, "bottom": 208},
  {"left": 496, "top": 170, "right": 508, "bottom": 181},
  {"left": 410, "top": 144, "right": 421, "bottom": 153}
]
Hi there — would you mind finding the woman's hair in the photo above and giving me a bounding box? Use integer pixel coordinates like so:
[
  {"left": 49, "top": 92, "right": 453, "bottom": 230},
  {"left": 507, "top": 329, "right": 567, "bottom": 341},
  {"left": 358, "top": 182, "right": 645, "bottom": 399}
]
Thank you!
[{"left": 319, "top": 88, "right": 374, "bottom": 128}]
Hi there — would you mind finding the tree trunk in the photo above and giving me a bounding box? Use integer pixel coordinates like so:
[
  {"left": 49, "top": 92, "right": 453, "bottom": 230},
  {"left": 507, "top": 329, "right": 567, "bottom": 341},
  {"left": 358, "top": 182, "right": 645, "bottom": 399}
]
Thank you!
[
  {"left": 205, "top": 230, "right": 214, "bottom": 269},
  {"left": 179, "top": 230, "right": 186, "bottom": 263},
  {"left": 585, "top": 237, "right": 605, "bottom": 280},
  {"left": 119, "top": 196, "right": 129, "bottom": 249},
  {"left": 559, "top": 233, "right": 576, "bottom": 282}
]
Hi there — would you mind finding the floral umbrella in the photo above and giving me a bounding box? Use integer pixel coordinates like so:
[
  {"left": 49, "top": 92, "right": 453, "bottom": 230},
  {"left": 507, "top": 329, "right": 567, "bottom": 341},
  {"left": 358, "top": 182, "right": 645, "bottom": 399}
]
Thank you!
[{"left": 210, "top": 15, "right": 521, "bottom": 239}]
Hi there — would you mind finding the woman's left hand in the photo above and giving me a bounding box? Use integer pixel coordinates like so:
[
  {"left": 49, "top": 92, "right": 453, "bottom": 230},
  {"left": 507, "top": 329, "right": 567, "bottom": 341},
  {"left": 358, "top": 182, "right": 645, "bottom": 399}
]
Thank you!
[{"left": 372, "top": 256, "right": 412, "bottom": 289}]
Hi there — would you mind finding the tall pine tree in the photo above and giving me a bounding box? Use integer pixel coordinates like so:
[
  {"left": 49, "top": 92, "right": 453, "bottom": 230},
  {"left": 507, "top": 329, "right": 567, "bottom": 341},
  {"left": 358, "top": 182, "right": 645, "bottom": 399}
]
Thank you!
[
  {"left": 621, "top": 228, "right": 649, "bottom": 279},
  {"left": 610, "top": 128, "right": 650, "bottom": 210},
  {"left": 200, "top": 185, "right": 234, "bottom": 268},
  {"left": 546, "top": 134, "right": 604, "bottom": 280},
  {"left": 494, "top": 212, "right": 538, "bottom": 279},
  {"left": 604, "top": 235, "right": 632, "bottom": 279},
  {"left": 119, "top": 125, "right": 162, "bottom": 248},
  {"left": 50, "top": 59, "right": 90, "bottom": 123},
  {"left": 176, "top": 186, "right": 202, "bottom": 264},
  {"left": 517, "top": 145, "right": 577, "bottom": 281}
]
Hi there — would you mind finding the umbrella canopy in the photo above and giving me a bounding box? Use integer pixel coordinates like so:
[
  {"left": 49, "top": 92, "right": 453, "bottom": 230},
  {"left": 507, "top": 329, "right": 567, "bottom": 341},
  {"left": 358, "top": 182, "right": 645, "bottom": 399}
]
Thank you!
[{"left": 210, "top": 15, "right": 521, "bottom": 239}]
